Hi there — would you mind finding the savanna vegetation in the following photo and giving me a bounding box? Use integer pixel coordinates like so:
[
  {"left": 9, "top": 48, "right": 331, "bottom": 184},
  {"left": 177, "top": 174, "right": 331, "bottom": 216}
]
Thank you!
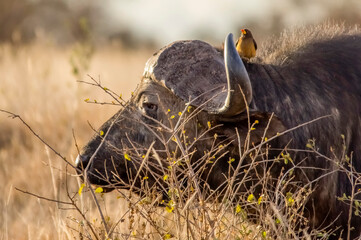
[
  {"left": 1, "top": 1, "right": 361, "bottom": 239},
  {"left": 2, "top": 38, "right": 360, "bottom": 240}
]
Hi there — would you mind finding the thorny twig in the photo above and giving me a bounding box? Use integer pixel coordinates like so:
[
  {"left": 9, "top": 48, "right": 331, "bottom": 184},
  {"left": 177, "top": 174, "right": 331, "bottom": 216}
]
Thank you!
[
  {"left": 78, "top": 74, "right": 126, "bottom": 107},
  {"left": 0, "top": 109, "right": 76, "bottom": 169}
]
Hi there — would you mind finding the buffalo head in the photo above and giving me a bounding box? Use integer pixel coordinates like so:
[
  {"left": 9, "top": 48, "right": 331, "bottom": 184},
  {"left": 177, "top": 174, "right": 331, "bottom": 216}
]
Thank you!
[{"left": 75, "top": 34, "right": 284, "bottom": 195}]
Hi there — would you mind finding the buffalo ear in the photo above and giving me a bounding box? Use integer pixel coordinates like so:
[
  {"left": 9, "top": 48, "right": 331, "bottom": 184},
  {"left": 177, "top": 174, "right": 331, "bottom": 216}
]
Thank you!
[{"left": 217, "top": 111, "right": 286, "bottom": 147}]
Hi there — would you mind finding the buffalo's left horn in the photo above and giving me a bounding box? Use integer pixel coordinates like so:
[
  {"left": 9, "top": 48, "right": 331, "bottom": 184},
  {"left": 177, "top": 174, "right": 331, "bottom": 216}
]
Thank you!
[{"left": 211, "top": 33, "right": 253, "bottom": 116}]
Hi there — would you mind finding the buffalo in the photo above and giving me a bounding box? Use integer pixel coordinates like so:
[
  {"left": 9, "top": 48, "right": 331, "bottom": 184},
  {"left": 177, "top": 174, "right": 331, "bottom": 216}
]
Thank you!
[{"left": 76, "top": 24, "right": 361, "bottom": 238}]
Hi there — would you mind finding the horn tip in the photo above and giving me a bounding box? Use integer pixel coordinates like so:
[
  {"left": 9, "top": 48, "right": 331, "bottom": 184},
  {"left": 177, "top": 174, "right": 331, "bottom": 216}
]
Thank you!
[{"left": 225, "top": 33, "right": 235, "bottom": 50}]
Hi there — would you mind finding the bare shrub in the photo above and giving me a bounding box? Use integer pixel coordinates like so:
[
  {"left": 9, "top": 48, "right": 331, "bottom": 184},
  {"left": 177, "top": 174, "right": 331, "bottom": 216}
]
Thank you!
[{"left": 5, "top": 78, "right": 357, "bottom": 239}]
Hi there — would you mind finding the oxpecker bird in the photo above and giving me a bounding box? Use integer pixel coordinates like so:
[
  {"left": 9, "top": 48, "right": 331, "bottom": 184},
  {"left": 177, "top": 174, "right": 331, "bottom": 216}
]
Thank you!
[{"left": 235, "top": 28, "right": 257, "bottom": 60}]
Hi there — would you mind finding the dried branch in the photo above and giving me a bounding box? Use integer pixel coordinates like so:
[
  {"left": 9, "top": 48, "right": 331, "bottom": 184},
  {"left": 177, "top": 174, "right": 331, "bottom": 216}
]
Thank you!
[{"left": 0, "top": 109, "right": 76, "bottom": 169}]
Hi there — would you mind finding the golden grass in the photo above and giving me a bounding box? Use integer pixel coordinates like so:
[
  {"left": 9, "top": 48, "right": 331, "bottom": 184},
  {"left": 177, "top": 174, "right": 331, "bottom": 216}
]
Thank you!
[
  {"left": 0, "top": 41, "right": 152, "bottom": 239},
  {"left": 0, "top": 39, "right": 351, "bottom": 240}
]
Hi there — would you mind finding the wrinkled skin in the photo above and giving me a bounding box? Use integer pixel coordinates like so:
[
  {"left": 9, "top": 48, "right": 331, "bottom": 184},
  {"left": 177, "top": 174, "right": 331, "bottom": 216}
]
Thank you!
[
  {"left": 78, "top": 77, "right": 283, "bottom": 194},
  {"left": 77, "top": 25, "right": 361, "bottom": 238}
]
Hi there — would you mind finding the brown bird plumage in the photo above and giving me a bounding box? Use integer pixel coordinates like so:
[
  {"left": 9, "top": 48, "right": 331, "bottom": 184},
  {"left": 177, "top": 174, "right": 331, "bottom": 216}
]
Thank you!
[{"left": 235, "top": 28, "right": 257, "bottom": 60}]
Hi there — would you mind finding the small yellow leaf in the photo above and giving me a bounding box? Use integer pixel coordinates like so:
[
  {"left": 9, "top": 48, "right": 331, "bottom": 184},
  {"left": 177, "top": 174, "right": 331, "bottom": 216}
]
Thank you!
[
  {"left": 306, "top": 143, "right": 313, "bottom": 149},
  {"left": 286, "top": 192, "right": 295, "bottom": 206},
  {"left": 178, "top": 112, "right": 182, "bottom": 116},
  {"left": 84, "top": 98, "right": 89, "bottom": 102},
  {"left": 170, "top": 115, "right": 175, "bottom": 119},
  {"left": 143, "top": 176, "right": 149, "bottom": 180},
  {"left": 254, "top": 120, "right": 259, "bottom": 124},
  {"left": 100, "top": 130, "right": 104, "bottom": 136},
  {"left": 167, "top": 109, "right": 171, "bottom": 112},
  {"left": 103, "top": 87, "right": 108, "bottom": 91},
  {"left": 165, "top": 199, "right": 175, "bottom": 213},
  {"left": 142, "top": 155, "right": 145, "bottom": 158},
  {"left": 95, "top": 187, "right": 103, "bottom": 193},
  {"left": 78, "top": 183, "right": 85, "bottom": 196},
  {"left": 258, "top": 195, "right": 263, "bottom": 205},
  {"left": 251, "top": 127, "right": 256, "bottom": 131},
  {"left": 264, "top": 137, "right": 268, "bottom": 141},
  {"left": 228, "top": 158, "right": 235, "bottom": 164},
  {"left": 207, "top": 121, "right": 211, "bottom": 128},
  {"left": 235, "top": 204, "right": 242, "bottom": 213},
  {"left": 164, "top": 233, "right": 172, "bottom": 239},
  {"left": 165, "top": 206, "right": 174, "bottom": 213},
  {"left": 247, "top": 194, "right": 255, "bottom": 202},
  {"left": 187, "top": 106, "right": 192, "bottom": 112},
  {"left": 124, "top": 153, "right": 131, "bottom": 161},
  {"left": 163, "top": 175, "right": 169, "bottom": 181},
  {"left": 94, "top": 99, "right": 97, "bottom": 103}
]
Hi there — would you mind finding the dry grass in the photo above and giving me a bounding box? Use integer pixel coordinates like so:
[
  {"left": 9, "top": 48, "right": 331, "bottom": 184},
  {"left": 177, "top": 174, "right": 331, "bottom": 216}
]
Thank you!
[
  {"left": 1, "top": 39, "right": 359, "bottom": 240},
  {"left": 0, "top": 41, "right": 152, "bottom": 239}
]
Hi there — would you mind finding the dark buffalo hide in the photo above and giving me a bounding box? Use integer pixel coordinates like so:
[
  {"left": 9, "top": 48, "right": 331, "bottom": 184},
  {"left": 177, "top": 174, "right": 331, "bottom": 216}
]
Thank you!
[{"left": 76, "top": 24, "right": 361, "bottom": 238}]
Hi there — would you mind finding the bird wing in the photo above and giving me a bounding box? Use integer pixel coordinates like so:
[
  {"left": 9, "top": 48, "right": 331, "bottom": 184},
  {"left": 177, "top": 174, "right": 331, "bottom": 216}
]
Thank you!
[{"left": 253, "top": 39, "right": 257, "bottom": 50}]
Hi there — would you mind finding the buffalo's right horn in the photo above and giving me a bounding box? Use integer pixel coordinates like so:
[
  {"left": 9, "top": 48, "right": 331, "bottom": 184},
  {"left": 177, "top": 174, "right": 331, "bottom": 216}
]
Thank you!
[{"left": 211, "top": 33, "right": 253, "bottom": 116}]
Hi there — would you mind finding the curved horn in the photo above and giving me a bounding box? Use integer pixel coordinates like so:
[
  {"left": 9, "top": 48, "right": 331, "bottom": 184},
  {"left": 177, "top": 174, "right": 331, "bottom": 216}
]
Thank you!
[{"left": 212, "top": 33, "right": 253, "bottom": 116}]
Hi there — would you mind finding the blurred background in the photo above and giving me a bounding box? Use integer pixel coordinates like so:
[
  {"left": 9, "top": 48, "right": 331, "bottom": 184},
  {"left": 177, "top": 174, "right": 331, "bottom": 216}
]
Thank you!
[
  {"left": 0, "top": 0, "right": 360, "bottom": 239},
  {"left": 1, "top": 0, "right": 361, "bottom": 46}
]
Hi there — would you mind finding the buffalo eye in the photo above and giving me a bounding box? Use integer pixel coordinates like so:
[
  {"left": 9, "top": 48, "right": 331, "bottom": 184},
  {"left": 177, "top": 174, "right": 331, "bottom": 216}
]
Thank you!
[{"left": 142, "top": 102, "right": 158, "bottom": 117}]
